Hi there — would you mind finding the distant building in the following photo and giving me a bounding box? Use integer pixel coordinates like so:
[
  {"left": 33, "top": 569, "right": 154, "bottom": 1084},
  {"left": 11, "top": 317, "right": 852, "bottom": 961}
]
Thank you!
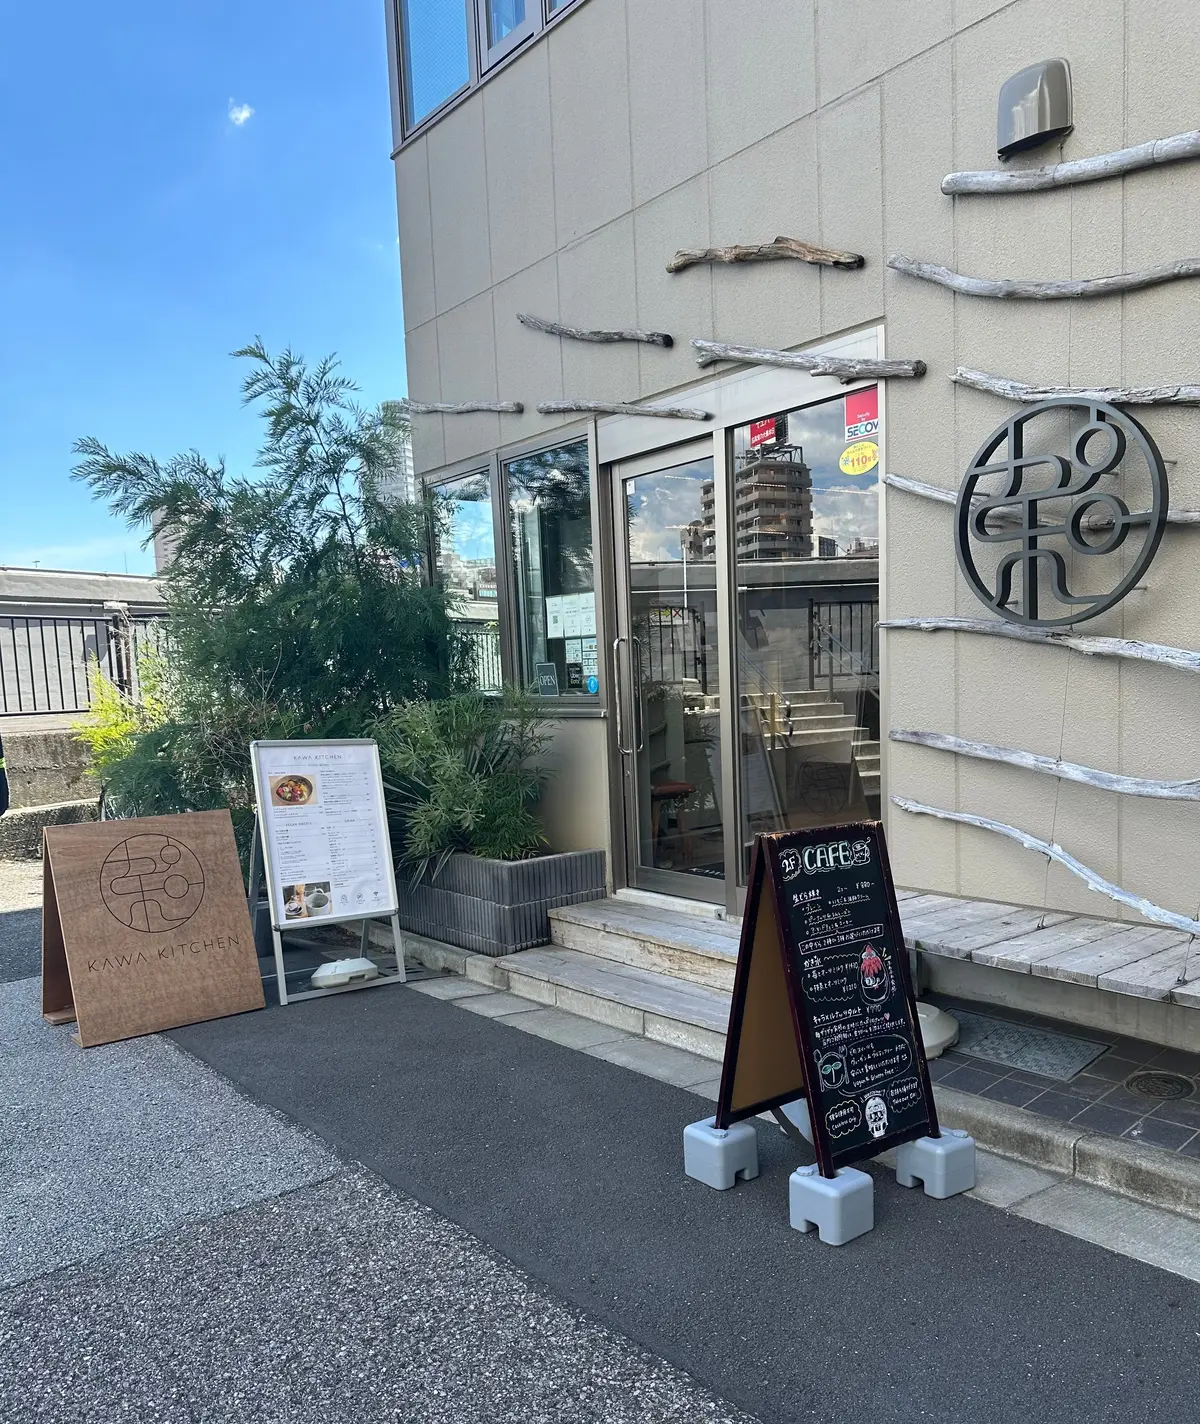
[
  {"left": 376, "top": 399, "right": 417, "bottom": 504},
  {"left": 151, "top": 510, "right": 181, "bottom": 574}
]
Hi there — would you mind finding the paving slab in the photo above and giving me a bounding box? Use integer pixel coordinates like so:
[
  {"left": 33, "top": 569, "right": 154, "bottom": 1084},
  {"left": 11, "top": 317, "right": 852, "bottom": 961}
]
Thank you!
[
  {"left": 1013, "top": 1180, "right": 1200, "bottom": 1283},
  {"left": 505, "top": 1005, "right": 632, "bottom": 1050},
  {"left": 407, "top": 977, "right": 495, "bottom": 1001},
  {"left": 966, "top": 1153, "right": 1062, "bottom": 1210},
  {"left": 0, "top": 1170, "right": 752, "bottom": 1424},
  {"left": 0, "top": 977, "right": 337, "bottom": 1289},
  {"left": 457, "top": 990, "right": 544, "bottom": 1018},
  {"left": 584, "top": 1035, "right": 738, "bottom": 1089}
]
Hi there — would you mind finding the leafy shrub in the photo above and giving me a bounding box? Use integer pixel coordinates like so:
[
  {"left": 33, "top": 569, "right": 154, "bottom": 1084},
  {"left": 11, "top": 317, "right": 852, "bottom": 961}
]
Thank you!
[
  {"left": 376, "top": 691, "right": 550, "bottom": 883},
  {"left": 70, "top": 342, "right": 472, "bottom": 841}
]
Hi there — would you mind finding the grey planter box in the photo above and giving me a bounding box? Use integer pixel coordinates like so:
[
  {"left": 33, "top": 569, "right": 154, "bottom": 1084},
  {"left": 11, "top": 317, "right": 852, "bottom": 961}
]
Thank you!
[{"left": 395, "top": 849, "right": 607, "bottom": 957}]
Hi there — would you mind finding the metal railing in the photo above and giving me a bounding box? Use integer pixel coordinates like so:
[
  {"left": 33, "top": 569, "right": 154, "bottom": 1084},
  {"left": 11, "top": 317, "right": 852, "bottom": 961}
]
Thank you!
[
  {"left": 0, "top": 614, "right": 166, "bottom": 717},
  {"left": 808, "top": 597, "right": 879, "bottom": 688},
  {"left": 638, "top": 604, "right": 708, "bottom": 693},
  {"left": 455, "top": 619, "right": 503, "bottom": 693}
]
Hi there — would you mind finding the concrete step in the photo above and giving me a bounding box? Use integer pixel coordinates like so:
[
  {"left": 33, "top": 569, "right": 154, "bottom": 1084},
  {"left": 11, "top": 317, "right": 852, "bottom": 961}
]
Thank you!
[
  {"left": 769, "top": 713, "right": 857, "bottom": 732},
  {"left": 743, "top": 689, "right": 832, "bottom": 706},
  {"left": 550, "top": 899, "right": 739, "bottom": 991},
  {"left": 496, "top": 944, "right": 732, "bottom": 1060},
  {"left": 0, "top": 798, "right": 97, "bottom": 859}
]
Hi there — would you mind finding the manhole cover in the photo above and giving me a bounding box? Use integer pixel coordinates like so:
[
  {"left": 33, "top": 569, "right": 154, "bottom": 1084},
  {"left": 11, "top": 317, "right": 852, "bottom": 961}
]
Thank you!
[{"left": 1125, "top": 1070, "right": 1195, "bottom": 1101}]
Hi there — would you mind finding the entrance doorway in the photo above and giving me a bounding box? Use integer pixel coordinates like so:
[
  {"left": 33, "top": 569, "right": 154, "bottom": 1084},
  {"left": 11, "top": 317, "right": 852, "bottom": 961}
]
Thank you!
[
  {"left": 611, "top": 442, "right": 725, "bottom": 900},
  {"left": 608, "top": 378, "right": 882, "bottom": 915}
]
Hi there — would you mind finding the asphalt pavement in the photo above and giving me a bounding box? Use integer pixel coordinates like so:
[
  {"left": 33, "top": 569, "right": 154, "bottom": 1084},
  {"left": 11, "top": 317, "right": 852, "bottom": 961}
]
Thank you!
[{"left": 170, "top": 982, "right": 1200, "bottom": 1424}]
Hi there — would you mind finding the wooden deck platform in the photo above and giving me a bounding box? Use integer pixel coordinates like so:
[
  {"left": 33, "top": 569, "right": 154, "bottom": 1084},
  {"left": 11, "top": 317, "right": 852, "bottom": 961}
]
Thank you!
[{"left": 896, "top": 891, "right": 1200, "bottom": 1009}]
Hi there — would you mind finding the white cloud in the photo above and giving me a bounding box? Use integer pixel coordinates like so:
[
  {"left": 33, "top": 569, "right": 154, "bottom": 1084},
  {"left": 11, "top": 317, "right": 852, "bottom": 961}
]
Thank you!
[{"left": 228, "top": 100, "right": 255, "bottom": 127}]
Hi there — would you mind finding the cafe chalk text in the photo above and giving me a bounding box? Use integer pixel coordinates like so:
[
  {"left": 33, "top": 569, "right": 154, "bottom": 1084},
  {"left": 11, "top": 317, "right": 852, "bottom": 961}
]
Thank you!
[{"left": 87, "top": 933, "right": 241, "bottom": 974}]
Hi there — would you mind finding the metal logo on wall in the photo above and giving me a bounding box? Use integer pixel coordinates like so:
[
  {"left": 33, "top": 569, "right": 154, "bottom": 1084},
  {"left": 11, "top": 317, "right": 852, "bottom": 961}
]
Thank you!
[{"left": 955, "top": 398, "right": 1168, "bottom": 628}]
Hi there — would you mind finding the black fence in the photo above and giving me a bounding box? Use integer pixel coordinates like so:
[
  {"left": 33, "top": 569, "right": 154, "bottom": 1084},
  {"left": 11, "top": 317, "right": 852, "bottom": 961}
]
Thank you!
[
  {"left": 639, "top": 605, "right": 709, "bottom": 693},
  {"left": 456, "top": 619, "right": 503, "bottom": 693},
  {"left": 808, "top": 596, "right": 879, "bottom": 686},
  {"left": 0, "top": 615, "right": 166, "bottom": 717}
]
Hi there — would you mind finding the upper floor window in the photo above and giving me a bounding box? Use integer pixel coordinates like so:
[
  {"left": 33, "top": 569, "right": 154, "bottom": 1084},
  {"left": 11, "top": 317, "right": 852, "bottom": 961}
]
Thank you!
[
  {"left": 399, "top": 0, "right": 471, "bottom": 129},
  {"left": 395, "top": 0, "right": 585, "bottom": 142}
]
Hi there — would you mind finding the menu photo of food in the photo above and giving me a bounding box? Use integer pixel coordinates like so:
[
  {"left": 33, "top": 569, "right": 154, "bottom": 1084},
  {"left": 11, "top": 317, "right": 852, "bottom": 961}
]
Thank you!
[
  {"left": 269, "top": 772, "right": 319, "bottom": 808},
  {"left": 282, "top": 882, "right": 334, "bottom": 920}
]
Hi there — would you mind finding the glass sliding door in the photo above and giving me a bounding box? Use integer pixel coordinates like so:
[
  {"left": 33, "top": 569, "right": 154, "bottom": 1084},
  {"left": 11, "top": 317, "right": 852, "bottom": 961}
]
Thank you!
[
  {"left": 730, "top": 391, "right": 882, "bottom": 882},
  {"left": 612, "top": 444, "right": 724, "bottom": 897}
]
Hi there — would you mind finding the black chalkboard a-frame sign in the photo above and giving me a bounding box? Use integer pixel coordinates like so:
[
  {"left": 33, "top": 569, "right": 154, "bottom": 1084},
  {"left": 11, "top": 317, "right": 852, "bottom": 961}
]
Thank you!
[{"left": 714, "top": 823, "right": 939, "bottom": 1178}]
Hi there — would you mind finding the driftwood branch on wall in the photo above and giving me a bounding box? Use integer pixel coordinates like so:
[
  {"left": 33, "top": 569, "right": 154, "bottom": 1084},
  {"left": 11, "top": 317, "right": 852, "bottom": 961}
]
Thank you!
[
  {"left": 881, "top": 616, "right": 1200, "bottom": 677},
  {"left": 892, "top": 795, "right": 1200, "bottom": 937},
  {"left": 883, "top": 471, "right": 1200, "bottom": 528},
  {"left": 890, "top": 729, "right": 1200, "bottom": 802},
  {"left": 888, "top": 252, "right": 1200, "bottom": 300},
  {"left": 884, "top": 473, "right": 956, "bottom": 507},
  {"left": 407, "top": 400, "right": 524, "bottom": 415},
  {"left": 942, "top": 129, "right": 1200, "bottom": 195},
  {"left": 952, "top": 366, "right": 1200, "bottom": 406},
  {"left": 691, "top": 340, "right": 925, "bottom": 382},
  {"left": 667, "top": 236, "right": 865, "bottom": 274},
  {"left": 536, "top": 399, "right": 712, "bottom": 422},
  {"left": 517, "top": 312, "right": 672, "bottom": 348}
]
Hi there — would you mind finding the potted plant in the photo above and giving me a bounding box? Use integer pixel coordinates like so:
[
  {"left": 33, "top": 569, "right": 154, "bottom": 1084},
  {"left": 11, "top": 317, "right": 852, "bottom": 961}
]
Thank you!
[{"left": 376, "top": 691, "right": 606, "bottom": 956}]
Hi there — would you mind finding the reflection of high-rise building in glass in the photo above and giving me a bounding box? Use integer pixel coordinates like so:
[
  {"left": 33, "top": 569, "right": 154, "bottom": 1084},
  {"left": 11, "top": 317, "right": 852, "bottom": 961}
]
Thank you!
[
  {"left": 735, "top": 441, "right": 812, "bottom": 560},
  {"left": 680, "top": 519, "right": 707, "bottom": 562},
  {"left": 694, "top": 440, "right": 814, "bottom": 562},
  {"left": 846, "top": 537, "right": 879, "bottom": 558},
  {"left": 376, "top": 399, "right": 417, "bottom": 504}
]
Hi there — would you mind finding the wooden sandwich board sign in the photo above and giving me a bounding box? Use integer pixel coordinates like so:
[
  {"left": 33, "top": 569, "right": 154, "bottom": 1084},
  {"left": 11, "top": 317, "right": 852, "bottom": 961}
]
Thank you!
[
  {"left": 715, "top": 823, "right": 939, "bottom": 1178},
  {"left": 41, "top": 810, "right": 265, "bottom": 1047}
]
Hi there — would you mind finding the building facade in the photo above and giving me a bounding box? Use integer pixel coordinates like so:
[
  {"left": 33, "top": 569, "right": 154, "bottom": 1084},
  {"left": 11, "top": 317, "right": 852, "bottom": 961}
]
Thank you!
[{"left": 384, "top": 1, "right": 1200, "bottom": 1022}]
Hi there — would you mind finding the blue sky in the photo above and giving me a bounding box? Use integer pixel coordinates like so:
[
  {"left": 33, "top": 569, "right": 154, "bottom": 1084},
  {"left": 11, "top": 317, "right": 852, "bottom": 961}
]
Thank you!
[{"left": 0, "top": 1, "right": 405, "bottom": 575}]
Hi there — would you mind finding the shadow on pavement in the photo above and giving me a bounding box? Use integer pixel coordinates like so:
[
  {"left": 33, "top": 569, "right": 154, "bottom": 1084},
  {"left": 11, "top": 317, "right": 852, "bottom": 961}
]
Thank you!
[{"left": 0, "top": 906, "right": 41, "bottom": 983}]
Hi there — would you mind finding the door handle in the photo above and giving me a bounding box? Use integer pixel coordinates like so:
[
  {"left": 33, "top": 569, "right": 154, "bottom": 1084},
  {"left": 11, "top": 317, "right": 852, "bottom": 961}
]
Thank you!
[
  {"left": 630, "top": 636, "right": 645, "bottom": 751},
  {"left": 613, "top": 636, "right": 633, "bottom": 755}
]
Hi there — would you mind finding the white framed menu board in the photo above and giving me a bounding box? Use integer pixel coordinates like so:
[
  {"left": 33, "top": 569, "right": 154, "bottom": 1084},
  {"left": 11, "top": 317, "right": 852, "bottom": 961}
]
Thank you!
[{"left": 250, "top": 739, "right": 404, "bottom": 1005}]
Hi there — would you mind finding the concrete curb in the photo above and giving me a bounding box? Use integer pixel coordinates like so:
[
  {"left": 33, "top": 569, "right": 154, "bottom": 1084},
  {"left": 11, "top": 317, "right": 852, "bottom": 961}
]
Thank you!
[
  {"left": 385, "top": 928, "right": 1200, "bottom": 1225},
  {"left": 935, "top": 1085, "right": 1200, "bottom": 1222}
]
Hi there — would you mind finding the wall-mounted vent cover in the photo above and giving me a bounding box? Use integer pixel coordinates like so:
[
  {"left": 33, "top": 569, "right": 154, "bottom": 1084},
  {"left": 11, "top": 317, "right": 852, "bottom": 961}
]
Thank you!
[{"left": 997, "top": 58, "right": 1073, "bottom": 159}]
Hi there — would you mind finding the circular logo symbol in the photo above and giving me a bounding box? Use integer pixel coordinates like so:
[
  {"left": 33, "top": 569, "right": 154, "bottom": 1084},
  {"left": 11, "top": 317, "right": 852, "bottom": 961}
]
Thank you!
[
  {"left": 586, "top": 674, "right": 599, "bottom": 694},
  {"left": 956, "top": 398, "right": 1168, "bottom": 628},
  {"left": 99, "top": 834, "right": 206, "bottom": 933}
]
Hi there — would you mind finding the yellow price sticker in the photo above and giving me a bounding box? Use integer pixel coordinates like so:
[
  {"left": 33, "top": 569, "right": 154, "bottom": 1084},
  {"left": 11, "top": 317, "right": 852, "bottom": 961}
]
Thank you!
[{"left": 838, "top": 440, "right": 879, "bottom": 476}]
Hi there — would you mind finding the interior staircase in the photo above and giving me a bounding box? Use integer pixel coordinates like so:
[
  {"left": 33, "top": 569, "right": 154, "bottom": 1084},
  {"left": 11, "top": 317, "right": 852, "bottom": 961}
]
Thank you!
[{"left": 851, "top": 738, "right": 881, "bottom": 802}]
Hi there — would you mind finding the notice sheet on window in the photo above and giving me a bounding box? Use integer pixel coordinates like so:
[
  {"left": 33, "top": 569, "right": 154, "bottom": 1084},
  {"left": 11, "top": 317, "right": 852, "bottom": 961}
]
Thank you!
[{"left": 251, "top": 739, "right": 399, "bottom": 930}]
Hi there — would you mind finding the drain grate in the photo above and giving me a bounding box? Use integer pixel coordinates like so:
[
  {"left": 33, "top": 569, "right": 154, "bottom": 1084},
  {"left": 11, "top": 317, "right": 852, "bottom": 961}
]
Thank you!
[{"left": 1126, "top": 1070, "right": 1195, "bottom": 1101}]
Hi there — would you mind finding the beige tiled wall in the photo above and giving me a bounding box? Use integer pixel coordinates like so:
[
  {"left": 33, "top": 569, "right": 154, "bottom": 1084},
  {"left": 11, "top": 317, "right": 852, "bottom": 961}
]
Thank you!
[{"left": 392, "top": 0, "right": 1200, "bottom": 922}]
